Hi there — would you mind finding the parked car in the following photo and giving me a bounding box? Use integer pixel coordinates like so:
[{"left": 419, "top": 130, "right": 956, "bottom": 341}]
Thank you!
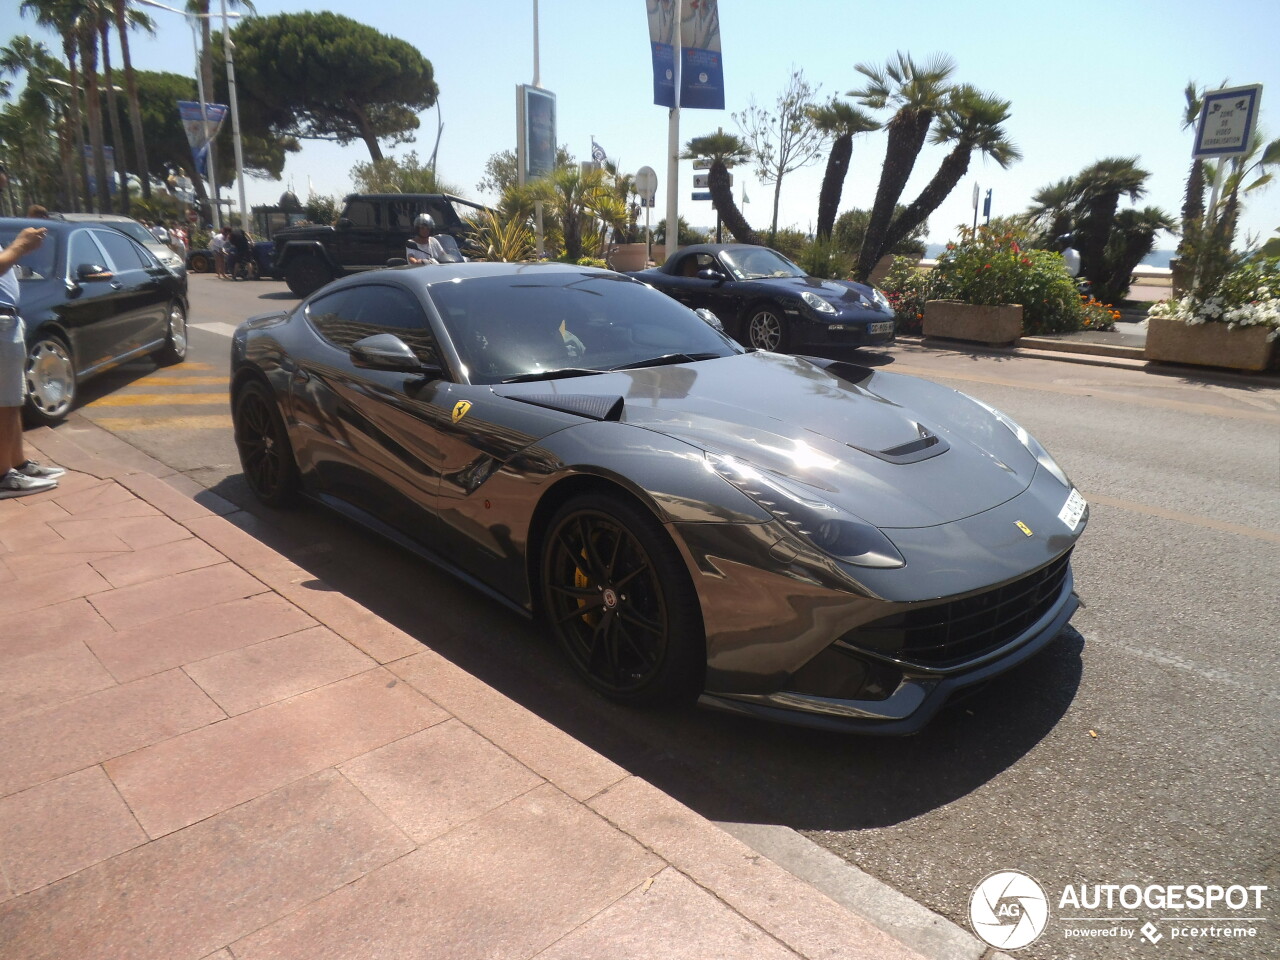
[
  {"left": 54, "top": 212, "right": 187, "bottom": 280},
  {"left": 630, "top": 243, "right": 897, "bottom": 352},
  {"left": 187, "top": 239, "right": 277, "bottom": 279},
  {"left": 271, "top": 193, "right": 489, "bottom": 297},
  {"left": 0, "top": 216, "right": 189, "bottom": 425},
  {"left": 230, "top": 262, "right": 1087, "bottom": 733}
]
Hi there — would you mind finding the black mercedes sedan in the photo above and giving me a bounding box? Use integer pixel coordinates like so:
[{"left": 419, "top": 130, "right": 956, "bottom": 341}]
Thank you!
[
  {"left": 0, "top": 216, "right": 189, "bottom": 425},
  {"left": 629, "top": 244, "right": 897, "bottom": 352},
  {"left": 231, "top": 261, "right": 1087, "bottom": 733}
]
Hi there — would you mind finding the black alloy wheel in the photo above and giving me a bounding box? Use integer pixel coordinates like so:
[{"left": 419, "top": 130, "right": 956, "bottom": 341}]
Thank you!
[
  {"left": 744, "top": 302, "right": 790, "bottom": 352},
  {"left": 285, "top": 255, "right": 331, "bottom": 297},
  {"left": 188, "top": 252, "right": 211, "bottom": 273},
  {"left": 541, "top": 493, "right": 703, "bottom": 705},
  {"left": 233, "top": 380, "right": 299, "bottom": 507}
]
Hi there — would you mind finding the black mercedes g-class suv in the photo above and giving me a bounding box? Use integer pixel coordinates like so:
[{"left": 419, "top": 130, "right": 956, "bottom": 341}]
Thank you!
[{"left": 272, "top": 193, "right": 489, "bottom": 297}]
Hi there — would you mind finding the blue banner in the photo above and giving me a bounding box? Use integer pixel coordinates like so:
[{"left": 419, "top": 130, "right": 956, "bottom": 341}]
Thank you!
[
  {"left": 177, "top": 100, "right": 228, "bottom": 179},
  {"left": 647, "top": 0, "right": 723, "bottom": 110}
]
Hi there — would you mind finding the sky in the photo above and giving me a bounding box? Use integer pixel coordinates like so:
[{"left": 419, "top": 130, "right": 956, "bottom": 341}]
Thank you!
[{"left": 6, "top": 0, "right": 1280, "bottom": 249}]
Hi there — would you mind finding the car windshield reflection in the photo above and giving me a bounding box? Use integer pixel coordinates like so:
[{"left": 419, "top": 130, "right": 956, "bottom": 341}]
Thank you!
[
  {"left": 721, "top": 248, "right": 807, "bottom": 281},
  {"left": 429, "top": 271, "right": 742, "bottom": 385}
]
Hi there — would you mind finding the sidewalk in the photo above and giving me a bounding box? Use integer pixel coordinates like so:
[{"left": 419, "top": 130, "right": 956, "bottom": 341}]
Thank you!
[{"left": 0, "top": 421, "right": 940, "bottom": 960}]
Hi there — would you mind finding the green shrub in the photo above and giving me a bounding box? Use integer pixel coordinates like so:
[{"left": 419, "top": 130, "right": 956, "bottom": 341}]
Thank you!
[
  {"left": 796, "top": 238, "right": 853, "bottom": 279},
  {"left": 768, "top": 228, "right": 809, "bottom": 261},
  {"left": 878, "top": 255, "right": 943, "bottom": 335},
  {"left": 931, "top": 227, "right": 1097, "bottom": 335}
]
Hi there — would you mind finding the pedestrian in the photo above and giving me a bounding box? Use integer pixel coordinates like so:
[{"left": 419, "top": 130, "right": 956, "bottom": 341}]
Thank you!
[
  {"left": 211, "top": 226, "right": 231, "bottom": 279},
  {"left": 0, "top": 214, "right": 64, "bottom": 499},
  {"left": 25, "top": 204, "right": 50, "bottom": 219}
]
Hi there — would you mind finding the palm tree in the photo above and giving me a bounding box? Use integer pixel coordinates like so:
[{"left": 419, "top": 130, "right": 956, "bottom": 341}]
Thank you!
[
  {"left": 113, "top": 0, "right": 155, "bottom": 201},
  {"left": 682, "top": 131, "right": 757, "bottom": 244},
  {"left": 0, "top": 38, "right": 67, "bottom": 208},
  {"left": 1023, "top": 176, "right": 1079, "bottom": 244},
  {"left": 1098, "top": 206, "right": 1176, "bottom": 303},
  {"left": 807, "top": 99, "right": 878, "bottom": 240},
  {"left": 74, "top": 0, "right": 112, "bottom": 211},
  {"left": 1072, "top": 157, "right": 1150, "bottom": 284},
  {"left": 21, "top": 0, "right": 92, "bottom": 210},
  {"left": 879, "top": 85, "right": 1020, "bottom": 258},
  {"left": 849, "top": 51, "right": 956, "bottom": 279},
  {"left": 537, "top": 165, "right": 612, "bottom": 261}
]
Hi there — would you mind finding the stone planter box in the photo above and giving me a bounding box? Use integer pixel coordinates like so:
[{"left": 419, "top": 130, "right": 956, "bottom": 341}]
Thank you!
[
  {"left": 923, "top": 300, "right": 1024, "bottom": 345},
  {"left": 1145, "top": 315, "right": 1276, "bottom": 372},
  {"left": 607, "top": 243, "right": 649, "bottom": 272}
]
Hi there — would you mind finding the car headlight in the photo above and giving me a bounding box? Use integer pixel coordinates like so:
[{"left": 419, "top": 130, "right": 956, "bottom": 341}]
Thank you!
[
  {"left": 971, "top": 398, "right": 1072, "bottom": 487},
  {"left": 800, "top": 291, "right": 837, "bottom": 315},
  {"left": 706, "top": 453, "right": 904, "bottom": 568},
  {"left": 872, "top": 288, "right": 892, "bottom": 311}
]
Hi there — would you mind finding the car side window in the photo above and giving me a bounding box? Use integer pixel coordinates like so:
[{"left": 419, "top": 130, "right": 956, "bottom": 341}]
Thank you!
[
  {"left": 676, "top": 254, "right": 702, "bottom": 278},
  {"left": 345, "top": 201, "right": 377, "bottom": 228},
  {"left": 92, "top": 229, "right": 150, "bottom": 271},
  {"left": 307, "top": 284, "right": 441, "bottom": 365},
  {"left": 68, "top": 231, "right": 108, "bottom": 274}
]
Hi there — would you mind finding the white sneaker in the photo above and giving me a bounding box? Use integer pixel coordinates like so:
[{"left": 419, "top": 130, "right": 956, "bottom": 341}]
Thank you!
[
  {"left": 16, "top": 459, "right": 66, "bottom": 480},
  {"left": 0, "top": 469, "right": 58, "bottom": 499}
]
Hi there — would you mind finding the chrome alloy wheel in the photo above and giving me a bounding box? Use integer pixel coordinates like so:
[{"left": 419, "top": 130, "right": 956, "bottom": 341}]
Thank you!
[
  {"left": 25, "top": 338, "right": 75, "bottom": 421},
  {"left": 747, "top": 306, "right": 784, "bottom": 351}
]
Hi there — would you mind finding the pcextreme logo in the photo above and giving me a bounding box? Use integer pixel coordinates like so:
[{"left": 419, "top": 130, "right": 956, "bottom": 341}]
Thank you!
[{"left": 970, "top": 870, "right": 1269, "bottom": 950}]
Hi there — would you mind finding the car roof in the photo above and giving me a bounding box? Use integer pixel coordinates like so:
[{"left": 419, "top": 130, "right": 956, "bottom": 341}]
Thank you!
[
  {"left": 312, "top": 261, "right": 637, "bottom": 298},
  {"left": 55, "top": 212, "right": 136, "bottom": 223},
  {"left": 0, "top": 216, "right": 77, "bottom": 234}
]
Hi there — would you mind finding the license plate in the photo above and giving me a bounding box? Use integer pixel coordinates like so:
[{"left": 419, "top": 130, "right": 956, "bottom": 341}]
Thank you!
[
  {"left": 1058, "top": 488, "right": 1086, "bottom": 530},
  {"left": 868, "top": 321, "right": 895, "bottom": 335}
]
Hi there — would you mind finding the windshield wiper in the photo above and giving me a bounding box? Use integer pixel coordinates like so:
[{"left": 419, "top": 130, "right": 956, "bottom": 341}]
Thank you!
[
  {"left": 610, "top": 352, "right": 722, "bottom": 370},
  {"left": 499, "top": 367, "right": 605, "bottom": 383}
]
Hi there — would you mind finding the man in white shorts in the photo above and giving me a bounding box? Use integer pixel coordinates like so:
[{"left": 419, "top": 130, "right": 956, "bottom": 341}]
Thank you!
[{"left": 1, "top": 220, "right": 65, "bottom": 498}]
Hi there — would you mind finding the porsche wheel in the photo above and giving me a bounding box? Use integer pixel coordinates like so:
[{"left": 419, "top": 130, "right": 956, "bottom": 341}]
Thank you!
[
  {"left": 745, "top": 303, "right": 790, "bottom": 352},
  {"left": 233, "top": 380, "right": 299, "bottom": 507},
  {"left": 24, "top": 335, "right": 76, "bottom": 426},
  {"left": 541, "top": 493, "right": 703, "bottom": 705}
]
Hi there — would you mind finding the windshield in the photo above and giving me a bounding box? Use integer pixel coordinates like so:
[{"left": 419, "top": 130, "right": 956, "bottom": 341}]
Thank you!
[
  {"left": 0, "top": 228, "right": 58, "bottom": 280},
  {"left": 102, "top": 220, "right": 161, "bottom": 247},
  {"left": 428, "top": 269, "right": 742, "bottom": 384},
  {"left": 721, "top": 247, "right": 807, "bottom": 281}
]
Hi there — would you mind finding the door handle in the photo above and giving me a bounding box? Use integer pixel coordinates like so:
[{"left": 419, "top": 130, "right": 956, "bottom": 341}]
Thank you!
[{"left": 110, "top": 281, "right": 123, "bottom": 290}]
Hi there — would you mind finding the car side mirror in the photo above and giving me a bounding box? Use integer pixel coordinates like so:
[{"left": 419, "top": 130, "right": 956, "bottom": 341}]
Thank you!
[
  {"left": 697, "top": 268, "right": 724, "bottom": 285},
  {"left": 349, "top": 333, "right": 441, "bottom": 378},
  {"left": 75, "top": 263, "right": 113, "bottom": 281},
  {"left": 386, "top": 258, "right": 408, "bottom": 267}
]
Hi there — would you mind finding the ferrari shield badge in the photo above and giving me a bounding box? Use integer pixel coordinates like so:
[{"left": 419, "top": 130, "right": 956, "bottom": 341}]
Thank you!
[
  {"left": 452, "top": 401, "right": 472, "bottom": 423},
  {"left": 1015, "top": 520, "right": 1033, "bottom": 537}
]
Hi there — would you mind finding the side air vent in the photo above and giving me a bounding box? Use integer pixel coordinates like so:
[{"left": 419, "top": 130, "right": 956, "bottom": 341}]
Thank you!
[{"left": 509, "top": 394, "right": 625, "bottom": 422}]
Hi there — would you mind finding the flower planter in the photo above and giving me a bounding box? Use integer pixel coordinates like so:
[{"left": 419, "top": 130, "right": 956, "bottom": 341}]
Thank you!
[
  {"left": 607, "top": 243, "right": 649, "bottom": 272},
  {"left": 923, "top": 300, "right": 1024, "bottom": 345},
  {"left": 1145, "top": 316, "right": 1276, "bottom": 372}
]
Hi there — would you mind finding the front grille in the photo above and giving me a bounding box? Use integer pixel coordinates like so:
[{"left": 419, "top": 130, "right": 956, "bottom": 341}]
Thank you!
[{"left": 841, "top": 551, "right": 1073, "bottom": 669}]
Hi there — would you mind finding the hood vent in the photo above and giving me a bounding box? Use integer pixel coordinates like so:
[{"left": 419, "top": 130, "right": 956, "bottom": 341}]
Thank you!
[
  {"left": 852, "top": 422, "right": 949, "bottom": 465},
  {"left": 509, "top": 393, "right": 625, "bottom": 422}
]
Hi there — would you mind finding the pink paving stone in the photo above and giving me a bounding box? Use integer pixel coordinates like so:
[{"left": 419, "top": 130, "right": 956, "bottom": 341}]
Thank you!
[
  {"left": 0, "top": 501, "right": 69, "bottom": 553},
  {"left": 338, "top": 719, "right": 544, "bottom": 842},
  {"left": 87, "top": 592, "right": 317, "bottom": 683},
  {"left": 0, "top": 669, "right": 224, "bottom": 798},
  {"left": 269, "top": 577, "right": 425, "bottom": 663},
  {"left": 0, "top": 769, "right": 414, "bottom": 960},
  {"left": 2, "top": 544, "right": 128, "bottom": 581},
  {"left": 0, "top": 766, "right": 146, "bottom": 895},
  {"left": 536, "top": 866, "right": 802, "bottom": 960},
  {"left": 589, "top": 777, "right": 928, "bottom": 960},
  {"left": 231, "top": 783, "right": 661, "bottom": 960},
  {"left": 49, "top": 513, "right": 192, "bottom": 551},
  {"left": 117, "top": 472, "right": 236, "bottom": 522},
  {"left": 87, "top": 562, "right": 268, "bottom": 630},
  {"left": 0, "top": 562, "right": 112, "bottom": 619},
  {"left": 0, "top": 597, "right": 111, "bottom": 648},
  {"left": 0, "top": 630, "right": 115, "bottom": 723},
  {"left": 390, "top": 650, "right": 628, "bottom": 801},
  {"left": 183, "top": 625, "right": 376, "bottom": 715},
  {"left": 89, "top": 536, "right": 223, "bottom": 589},
  {"left": 50, "top": 480, "right": 150, "bottom": 518},
  {"left": 106, "top": 668, "right": 447, "bottom": 837}
]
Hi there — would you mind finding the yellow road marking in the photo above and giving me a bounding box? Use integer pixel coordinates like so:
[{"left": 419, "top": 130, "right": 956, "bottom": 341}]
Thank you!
[
  {"left": 90, "top": 415, "right": 233, "bottom": 430},
  {"left": 888, "top": 363, "right": 1280, "bottom": 425},
  {"left": 1082, "top": 491, "right": 1280, "bottom": 545},
  {"left": 89, "top": 392, "right": 227, "bottom": 407},
  {"left": 177, "top": 362, "right": 214, "bottom": 370},
  {"left": 128, "top": 376, "right": 226, "bottom": 386}
]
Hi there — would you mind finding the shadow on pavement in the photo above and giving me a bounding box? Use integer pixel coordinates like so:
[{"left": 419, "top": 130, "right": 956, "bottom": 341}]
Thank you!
[{"left": 203, "top": 476, "right": 1083, "bottom": 835}]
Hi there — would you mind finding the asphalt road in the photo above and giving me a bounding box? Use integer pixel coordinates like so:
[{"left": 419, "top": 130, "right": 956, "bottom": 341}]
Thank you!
[{"left": 67, "top": 272, "right": 1280, "bottom": 959}]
